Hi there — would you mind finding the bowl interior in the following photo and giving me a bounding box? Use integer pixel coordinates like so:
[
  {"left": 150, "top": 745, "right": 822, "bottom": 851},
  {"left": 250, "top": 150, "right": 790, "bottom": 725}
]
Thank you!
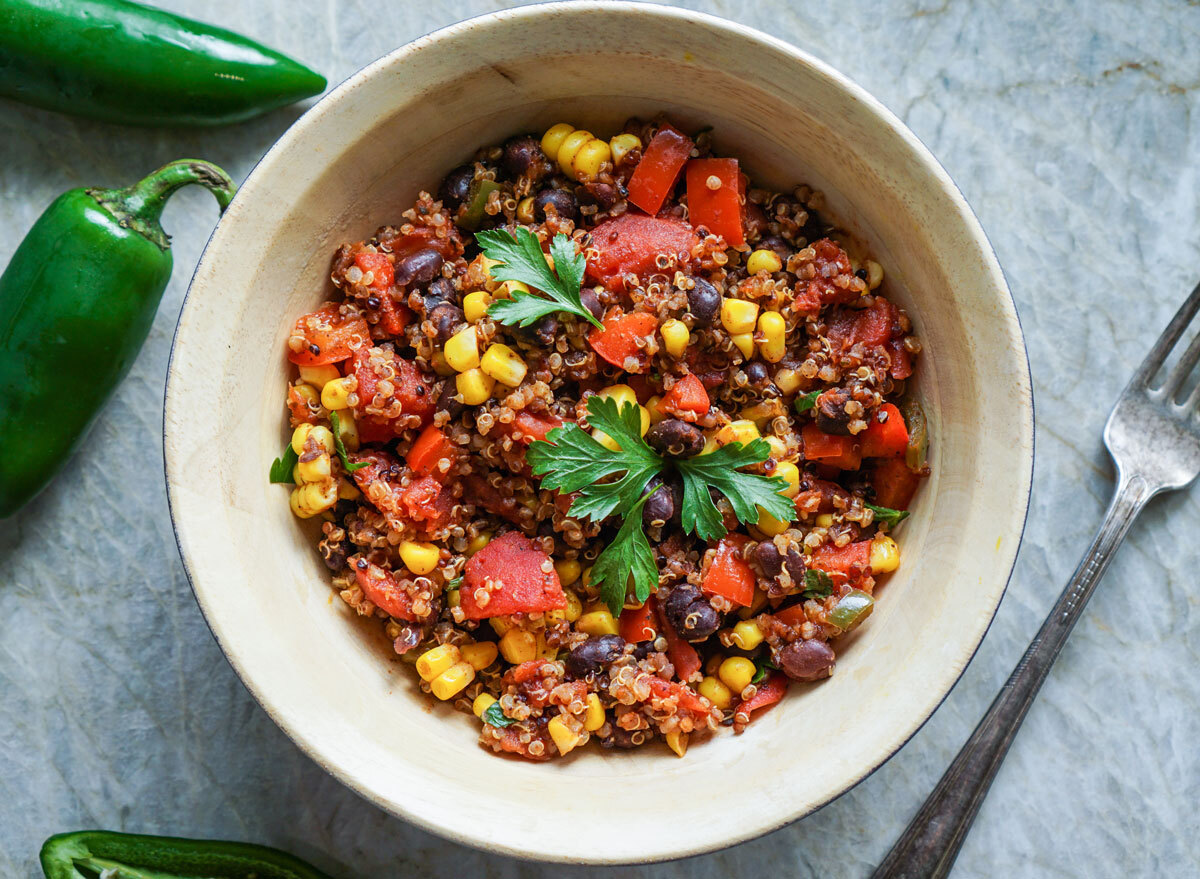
[{"left": 165, "top": 2, "right": 1032, "bottom": 864}]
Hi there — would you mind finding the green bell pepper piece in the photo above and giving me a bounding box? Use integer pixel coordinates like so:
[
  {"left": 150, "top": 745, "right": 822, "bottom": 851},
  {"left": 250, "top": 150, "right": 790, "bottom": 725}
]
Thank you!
[
  {"left": 458, "top": 179, "right": 502, "bottom": 231},
  {"left": 827, "top": 589, "right": 874, "bottom": 633}
]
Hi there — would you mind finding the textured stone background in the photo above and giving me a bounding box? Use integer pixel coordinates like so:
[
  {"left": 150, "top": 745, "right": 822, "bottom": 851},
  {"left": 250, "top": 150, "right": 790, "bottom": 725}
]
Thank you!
[{"left": 2, "top": 1, "right": 1199, "bottom": 876}]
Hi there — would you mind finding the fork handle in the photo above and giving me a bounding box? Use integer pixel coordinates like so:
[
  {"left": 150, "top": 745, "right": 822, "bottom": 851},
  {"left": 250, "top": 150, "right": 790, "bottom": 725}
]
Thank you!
[{"left": 871, "top": 472, "right": 1154, "bottom": 879}]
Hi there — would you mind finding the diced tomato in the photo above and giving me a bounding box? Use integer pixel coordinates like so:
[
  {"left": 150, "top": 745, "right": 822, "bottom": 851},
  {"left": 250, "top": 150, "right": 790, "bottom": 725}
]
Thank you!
[
  {"left": 801, "top": 424, "right": 862, "bottom": 470},
  {"left": 887, "top": 338, "right": 913, "bottom": 379},
  {"left": 585, "top": 214, "right": 700, "bottom": 291},
  {"left": 350, "top": 347, "right": 436, "bottom": 437},
  {"left": 872, "top": 457, "right": 921, "bottom": 510},
  {"left": 810, "top": 539, "right": 871, "bottom": 577},
  {"left": 860, "top": 403, "right": 909, "bottom": 458},
  {"left": 657, "top": 373, "right": 709, "bottom": 419},
  {"left": 505, "top": 410, "right": 564, "bottom": 444},
  {"left": 626, "top": 125, "right": 694, "bottom": 215},
  {"left": 400, "top": 474, "right": 454, "bottom": 531},
  {"left": 510, "top": 659, "right": 551, "bottom": 684},
  {"left": 738, "top": 672, "right": 788, "bottom": 719},
  {"left": 460, "top": 531, "right": 566, "bottom": 619},
  {"left": 701, "top": 534, "right": 756, "bottom": 607},
  {"left": 286, "top": 384, "right": 317, "bottom": 424},
  {"left": 650, "top": 595, "right": 702, "bottom": 681},
  {"left": 647, "top": 677, "right": 712, "bottom": 716},
  {"left": 588, "top": 311, "right": 660, "bottom": 373},
  {"left": 793, "top": 239, "right": 860, "bottom": 309},
  {"left": 287, "top": 303, "right": 370, "bottom": 366},
  {"left": 624, "top": 374, "right": 658, "bottom": 404},
  {"left": 353, "top": 559, "right": 418, "bottom": 621},
  {"left": 354, "top": 251, "right": 394, "bottom": 291},
  {"left": 685, "top": 158, "right": 744, "bottom": 246},
  {"left": 463, "top": 474, "right": 525, "bottom": 524},
  {"left": 375, "top": 294, "right": 413, "bottom": 336},
  {"left": 407, "top": 425, "right": 455, "bottom": 480},
  {"left": 380, "top": 224, "right": 461, "bottom": 261},
  {"left": 619, "top": 602, "right": 657, "bottom": 643},
  {"left": 770, "top": 604, "right": 807, "bottom": 627}
]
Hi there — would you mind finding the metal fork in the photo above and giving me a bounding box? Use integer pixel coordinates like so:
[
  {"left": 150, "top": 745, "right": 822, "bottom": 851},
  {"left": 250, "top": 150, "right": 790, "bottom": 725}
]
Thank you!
[{"left": 872, "top": 280, "right": 1200, "bottom": 878}]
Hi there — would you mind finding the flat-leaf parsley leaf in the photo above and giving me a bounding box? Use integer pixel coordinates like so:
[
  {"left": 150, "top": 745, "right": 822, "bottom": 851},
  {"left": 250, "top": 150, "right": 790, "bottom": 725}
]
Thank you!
[
  {"left": 676, "top": 440, "right": 796, "bottom": 541},
  {"left": 590, "top": 492, "right": 659, "bottom": 618},
  {"left": 269, "top": 444, "right": 298, "bottom": 484}
]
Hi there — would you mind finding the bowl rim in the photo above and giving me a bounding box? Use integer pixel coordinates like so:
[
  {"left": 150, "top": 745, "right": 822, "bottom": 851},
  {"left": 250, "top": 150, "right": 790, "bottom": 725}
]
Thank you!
[{"left": 164, "top": 0, "right": 1034, "bottom": 863}]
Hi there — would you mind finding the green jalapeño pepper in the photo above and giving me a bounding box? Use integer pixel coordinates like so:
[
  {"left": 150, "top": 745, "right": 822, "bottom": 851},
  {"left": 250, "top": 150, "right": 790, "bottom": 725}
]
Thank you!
[
  {"left": 0, "top": 159, "right": 236, "bottom": 517},
  {"left": 40, "top": 830, "right": 335, "bottom": 879},
  {"left": 0, "top": 0, "right": 326, "bottom": 126}
]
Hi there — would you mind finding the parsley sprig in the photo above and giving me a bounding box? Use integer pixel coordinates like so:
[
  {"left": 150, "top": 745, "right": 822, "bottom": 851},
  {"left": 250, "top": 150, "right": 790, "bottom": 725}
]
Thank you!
[
  {"left": 474, "top": 228, "right": 604, "bottom": 330},
  {"left": 528, "top": 396, "right": 797, "bottom": 615}
]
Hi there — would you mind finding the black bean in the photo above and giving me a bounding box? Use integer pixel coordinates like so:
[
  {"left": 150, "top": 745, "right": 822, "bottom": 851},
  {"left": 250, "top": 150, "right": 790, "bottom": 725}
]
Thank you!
[
  {"left": 438, "top": 165, "right": 474, "bottom": 208},
  {"left": 784, "top": 548, "right": 807, "bottom": 584},
  {"left": 753, "top": 540, "right": 783, "bottom": 578},
  {"left": 600, "top": 727, "right": 647, "bottom": 749},
  {"left": 815, "top": 387, "right": 854, "bottom": 435},
  {"left": 744, "top": 361, "right": 770, "bottom": 386},
  {"left": 676, "top": 602, "right": 720, "bottom": 641},
  {"left": 435, "top": 378, "right": 464, "bottom": 419},
  {"left": 394, "top": 248, "right": 444, "bottom": 286},
  {"left": 579, "top": 287, "right": 604, "bottom": 321},
  {"left": 533, "top": 314, "right": 559, "bottom": 347},
  {"left": 392, "top": 626, "right": 423, "bottom": 655},
  {"left": 319, "top": 539, "right": 349, "bottom": 571},
  {"left": 533, "top": 188, "right": 578, "bottom": 221},
  {"left": 421, "top": 277, "right": 456, "bottom": 313},
  {"left": 776, "top": 639, "right": 836, "bottom": 682},
  {"left": 759, "top": 235, "right": 791, "bottom": 261},
  {"left": 642, "top": 477, "right": 675, "bottom": 528},
  {"left": 566, "top": 635, "right": 625, "bottom": 678},
  {"left": 429, "top": 304, "right": 464, "bottom": 343},
  {"left": 664, "top": 584, "right": 703, "bottom": 621},
  {"left": 583, "top": 181, "right": 618, "bottom": 209},
  {"left": 687, "top": 278, "right": 721, "bottom": 326},
  {"left": 503, "top": 135, "right": 544, "bottom": 177},
  {"left": 646, "top": 419, "right": 705, "bottom": 458}
]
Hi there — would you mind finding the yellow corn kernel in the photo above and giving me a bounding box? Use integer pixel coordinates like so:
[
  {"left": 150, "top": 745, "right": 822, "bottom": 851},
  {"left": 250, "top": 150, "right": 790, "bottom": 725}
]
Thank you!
[
  {"left": 430, "top": 350, "right": 455, "bottom": 377},
  {"left": 294, "top": 451, "right": 331, "bottom": 484},
  {"left": 444, "top": 326, "right": 480, "bottom": 372},
  {"left": 416, "top": 644, "right": 461, "bottom": 681},
  {"left": 741, "top": 400, "right": 782, "bottom": 426},
  {"left": 699, "top": 432, "right": 719, "bottom": 456},
  {"left": 556, "top": 129, "right": 594, "bottom": 176},
  {"left": 704, "top": 654, "right": 725, "bottom": 676},
  {"left": 666, "top": 730, "right": 688, "bottom": 758},
  {"left": 730, "top": 619, "right": 764, "bottom": 651},
  {"left": 738, "top": 587, "right": 768, "bottom": 619},
  {"left": 289, "top": 481, "right": 337, "bottom": 518},
  {"left": 592, "top": 428, "right": 622, "bottom": 452},
  {"left": 499, "top": 628, "right": 539, "bottom": 664},
  {"left": 541, "top": 122, "right": 575, "bottom": 158},
  {"left": 774, "top": 367, "right": 803, "bottom": 396},
  {"left": 291, "top": 382, "right": 319, "bottom": 410},
  {"left": 637, "top": 405, "right": 651, "bottom": 437},
  {"left": 716, "top": 419, "right": 761, "bottom": 447},
  {"left": 463, "top": 290, "right": 493, "bottom": 323},
  {"left": 609, "top": 133, "right": 642, "bottom": 165},
  {"left": 746, "top": 248, "right": 783, "bottom": 275},
  {"left": 333, "top": 412, "right": 359, "bottom": 452},
  {"left": 866, "top": 259, "right": 884, "bottom": 290},
  {"left": 755, "top": 509, "right": 789, "bottom": 537},
  {"left": 399, "top": 540, "right": 439, "bottom": 575},
  {"left": 598, "top": 384, "right": 638, "bottom": 409},
  {"left": 721, "top": 297, "right": 759, "bottom": 334},
  {"left": 490, "top": 616, "right": 511, "bottom": 636},
  {"left": 472, "top": 693, "right": 497, "bottom": 718},
  {"left": 290, "top": 423, "right": 313, "bottom": 454},
  {"left": 698, "top": 675, "right": 733, "bottom": 710},
  {"left": 495, "top": 279, "right": 530, "bottom": 300},
  {"left": 870, "top": 534, "right": 900, "bottom": 573},
  {"left": 646, "top": 395, "right": 666, "bottom": 425},
  {"left": 563, "top": 589, "right": 583, "bottom": 622},
  {"left": 298, "top": 363, "right": 340, "bottom": 390},
  {"left": 536, "top": 630, "right": 557, "bottom": 660},
  {"left": 554, "top": 559, "right": 582, "bottom": 586},
  {"left": 584, "top": 693, "right": 606, "bottom": 731},
  {"left": 572, "top": 138, "right": 612, "bottom": 180},
  {"left": 815, "top": 513, "right": 835, "bottom": 527},
  {"left": 719, "top": 657, "right": 756, "bottom": 694},
  {"left": 581, "top": 566, "right": 593, "bottom": 588},
  {"left": 431, "top": 661, "right": 475, "bottom": 701},
  {"left": 731, "top": 332, "right": 755, "bottom": 359},
  {"left": 775, "top": 461, "right": 801, "bottom": 498},
  {"left": 467, "top": 530, "right": 492, "bottom": 556},
  {"left": 660, "top": 319, "right": 690, "bottom": 358},
  {"left": 337, "top": 477, "right": 360, "bottom": 500},
  {"left": 764, "top": 435, "right": 788, "bottom": 460},
  {"left": 461, "top": 641, "right": 499, "bottom": 671},
  {"left": 480, "top": 343, "right": 527, "bottom": 388},
  {"left": 516, "top": 196, "right": 536, "bottom": 224},
  {"left": 757, "top": 311, "right": 787, "bottom": 364},
  {"left": 548, "top": 714, "right": 582, "bottom": 756},
  {"left": 446, "top": 587, "right": 461, "bottom": 608},
  {"left": 320, "top": 376, "right": 355, "bottom": 411},
  {"left": 456, "top": 368, "right": 495, "bottom": 405},
  {"left": 576, "top": 607, "right": 619, "bottom": 637}
]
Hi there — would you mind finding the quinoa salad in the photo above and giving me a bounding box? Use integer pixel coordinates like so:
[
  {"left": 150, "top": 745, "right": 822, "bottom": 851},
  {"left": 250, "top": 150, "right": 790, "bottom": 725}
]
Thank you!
[{"left": 272, "top": 117, "right": 929, "bottom": 761}]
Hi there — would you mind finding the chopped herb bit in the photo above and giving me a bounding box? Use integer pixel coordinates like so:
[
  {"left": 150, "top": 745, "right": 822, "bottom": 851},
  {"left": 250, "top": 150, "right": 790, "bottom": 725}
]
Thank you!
[
  {"left": 591, "top": 492, "right": 658, "bottom": 618},
  {"left": 751, "top": 655, "right": 777, "bottom": 685},
  {"left": 482, "top": 702, "right": 515, "bottom": 728},
  {"left": 865, "top": 502, "right": 909, "bottom": 528},
  {"left": 794, "top": 390, "right": 821, "bottom": 414},
  {"left": 802, "top": 568, "right": 834, "bottom": 600},
  {"left": 269, "top": 445, "right": 298, "bottom": 484},
  {"left": 329, "top": 411, "right": 368, "bottom": 473}
]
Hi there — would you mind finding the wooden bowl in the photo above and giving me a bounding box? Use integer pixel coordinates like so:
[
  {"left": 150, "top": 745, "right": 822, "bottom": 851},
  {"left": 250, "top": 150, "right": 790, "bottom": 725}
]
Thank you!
[{"left": 165, "top": 1, "right": 1033, "bottom": 863}]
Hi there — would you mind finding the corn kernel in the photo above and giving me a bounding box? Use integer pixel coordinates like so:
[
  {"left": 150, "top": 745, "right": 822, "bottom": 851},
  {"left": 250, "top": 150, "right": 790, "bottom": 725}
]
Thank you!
[
  {"left": 698, "top": 675, "right": 733, "bottom": 709},
  {"left": 815, "top": 513, "right": 835, "bottom": 527},
  {"left": 719, "top": 657, "right": 756, "bottom": 694},
  {"left": 295, "top": 451, "right": 331, "bottom": 484},
  {"left": 741, "top": 400, "right": 782, "bottom": 426},
  {"left": 430, "top": 350, "right": 454, "bottom": 377},
  {"left": 456, "top": 368, "right": 495, "bottom": 405},
  {"left": 548, "top": 714, "right": 582, "bottom": 755},
  {"left": 716, "top": 419, "right": 761, "bottom": 447},
  {"left": 581, "top": 566, "right": 593, "bottom": 588},
  {"left": 554, "top": 559, "right": 582, "bottom": 585},
  {"left": 332, "top": 412, "right": 359, "bottom": 452},
  {"left": 598, "top": 384, "right": 638, "bottom": 409},
  {"left": 472, "top": 693, "right": 498, "bottom": 718},
  {"left": 291, "top": 382, "right": 319, "bottom": 409},
  {"left": 572, "top": 138, "right": 611, "bottom": 180},
  {"left": 775, "top": 461, "right": 801, "bottom": 498},
  {"left": 592, "top": 427, "right": 622, "bottom": 452},
  {"left": 489, "top": 616, "right": 511, "bottom": 636},
  {"left": 463, "top": 290, "right": 493, "bottom": 323},
  {"left": 757, "top": 311, "right": 787, "bottom": 364},
  {"left": 467, "top": 530, "right": 492, "bottom": 556},
  {"left": 556, "top": 129, "right": 594, "bottom": 176},
  {"left": 399, "top": 540, "right": 439, "bottom": 575},
  {"left": 536, "top": 630, "right": 557, "bottom": 660},
  {"left": 337, "top": 477, "right": 360, "bottom": 500},
  {"left": 289, "top": 481, "right": 337, "bottom": 518},
  {"left": 870, "top": 534, "right": 901, "bottom": 573},
  {"left": 609, "top": 133, "right": 642, "bottom": 165},
  {"left": 705, "top": 654, "right": 726, "bottom": 676},
  {"left": 495, "top": 279, "right": 530, "bottom": 300},
  {"left": 460, "top": 641, "right": 499, "bottom": 671},
  {"left": 731, "top": 332, "right": 755, "bottom": 359},
  {"left": 584, "top": 693, "right": 605, "bottom": 731},
  {"left": 755, "top": 509, "right": 789, "bottom": 537},
  {"left": 499, "top": 628, "right": 539, "bottom": 664},
  {"left": 764, "top": 435, "right": 788, "bottom": 460},
  {"left": 290, "top": 423, "right": 314, "bottom": 454},
  {"left": 730, "top": 619, "right": 764, "bottom": 650},
  {"left": 866, "top": 259, "right": 884, "bottom": 290},
  {"left": 746, "top": 248, "right": 783, "bottom": 275},
  {"left": 642, "top": 396, "right": 664, "bottom": 426},
  {"left": 480, "top": 343, "right": 527, "bottom": 388},
  {"left": 738, "top": 588, "right": 768, "bottom": 619},
  {"left": 444, "top": 326, "right": 480, "bottom": 372},
  {"left": 660, "top": 319, "right": 690, "bottom": 358},
  {"left": 699, "top": 432, "right": 719, "bottom": 456},
  {"left": 446, "top": 588, "right": 461, "bottom": 608},
  {"left": 541, "top": 122, "right": 575, "bottom": 158},
  {"left": 431, "top": 661, "right": 475, "bottom": 701},
  {"left": 416, "top": 644, "right": 461, "bottom": 681},
  {"left": 298, "top": 363, "right": 340, "bottom": 390},
  {"left": 721, "top": 297, "right": 759, "bottom": 334},
  {"left": 320, "top": 376, "right": 354, "bottom": 411},
  {"left": 666, "top": 730, "right": 688, "bottom": 758},
  {"left": 576, "top": 607, "right": 619, "bottom": 637},
  {"left": 563, "top": 589, "right": 583, "bottom": 622},
  {"left": 774, "top": 367, "right": 803, "bottom": 395},
  {"left": 516, "top": 196, "right": 536, "bottom": 224}
]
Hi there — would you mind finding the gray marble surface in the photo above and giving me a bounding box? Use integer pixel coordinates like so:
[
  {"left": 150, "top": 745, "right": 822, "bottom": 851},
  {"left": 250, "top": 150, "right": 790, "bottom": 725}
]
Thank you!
[{"left": 2, "top": 0, "right": 1199, "bottom": 875}]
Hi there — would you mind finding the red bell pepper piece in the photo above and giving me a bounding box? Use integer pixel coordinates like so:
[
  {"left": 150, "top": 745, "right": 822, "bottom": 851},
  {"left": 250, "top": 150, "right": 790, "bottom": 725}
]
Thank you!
[
  {"left": 701, "top": 534, "right": 756, "bottom": 607},
  {"left": 801, "top": 424, "right": 862, "bottom": 470},
  {"left": 375, "top": 294, "right": 413, "bottom": 336},
  {"left": 407, "top": 424, "right": 455, "bottom": 480},
  {"left": 585, "top": 213, "right": 699, "bottom": 291},
  {"left": 685, "top": 158, "right": 744, "bottom": 246},
  {"left": 887, "top": 337, "right": 913, "bottom": 379},
  {"left": 460, "top": 531, "right": 567, "bottom": 619},
  {"left": 588, "top": 311, "right": 660, "bottom": 373},
  {"left": 657, "top": 373, "right": 709, "bottom": 419},
  {"left": 650, "top": 595, "right": 702, "bottom": 681},
  {"left": 619, "top": 602, "right": 657, "bottom": 643},
  {"left": 287, "top": 303, "right": 370, "bottom": 366},
  {"left": 872, "top": 457, "right": 921, "bottom": 510},
  {"left": 354, "top": 251, "right": 394, "bottom": 291},
  {"left": 506, "top": 410, "right": 564, "bottom": 444},
  {"left": 810, "top": 539, "right": 871, "bottom": 577},
  {"left": 286, "top": 384, "right": 317, "bottom": 424},
  {"left": 738, "top": 672, "right": 788, "bottom": 719},
  {"left": 770, "top": 604, "right": 807, "bottom": 627},
  {"left": 354, "top": 559, "right": 418, "bottom": 621},
  {"left": 626, "top": 125, "right": 694, "bottom": 215},
  {"left": 859, "top": 403, "right": 909, "bottom": 458}
]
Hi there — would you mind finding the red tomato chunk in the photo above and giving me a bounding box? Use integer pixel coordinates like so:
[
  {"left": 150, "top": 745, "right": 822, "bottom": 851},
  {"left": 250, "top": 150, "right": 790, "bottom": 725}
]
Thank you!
[
  {"left": 586, "top": 214, "right": 699, "bottom": 291},
  {"left": 588, "top": 311, "right": 660, "bottom": 373},
  {"left": 287, "top": 303, "right": 370, "bottom": 366},
  {"left": 460, "top": 531, "right": 567, "bottom": 619}
]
